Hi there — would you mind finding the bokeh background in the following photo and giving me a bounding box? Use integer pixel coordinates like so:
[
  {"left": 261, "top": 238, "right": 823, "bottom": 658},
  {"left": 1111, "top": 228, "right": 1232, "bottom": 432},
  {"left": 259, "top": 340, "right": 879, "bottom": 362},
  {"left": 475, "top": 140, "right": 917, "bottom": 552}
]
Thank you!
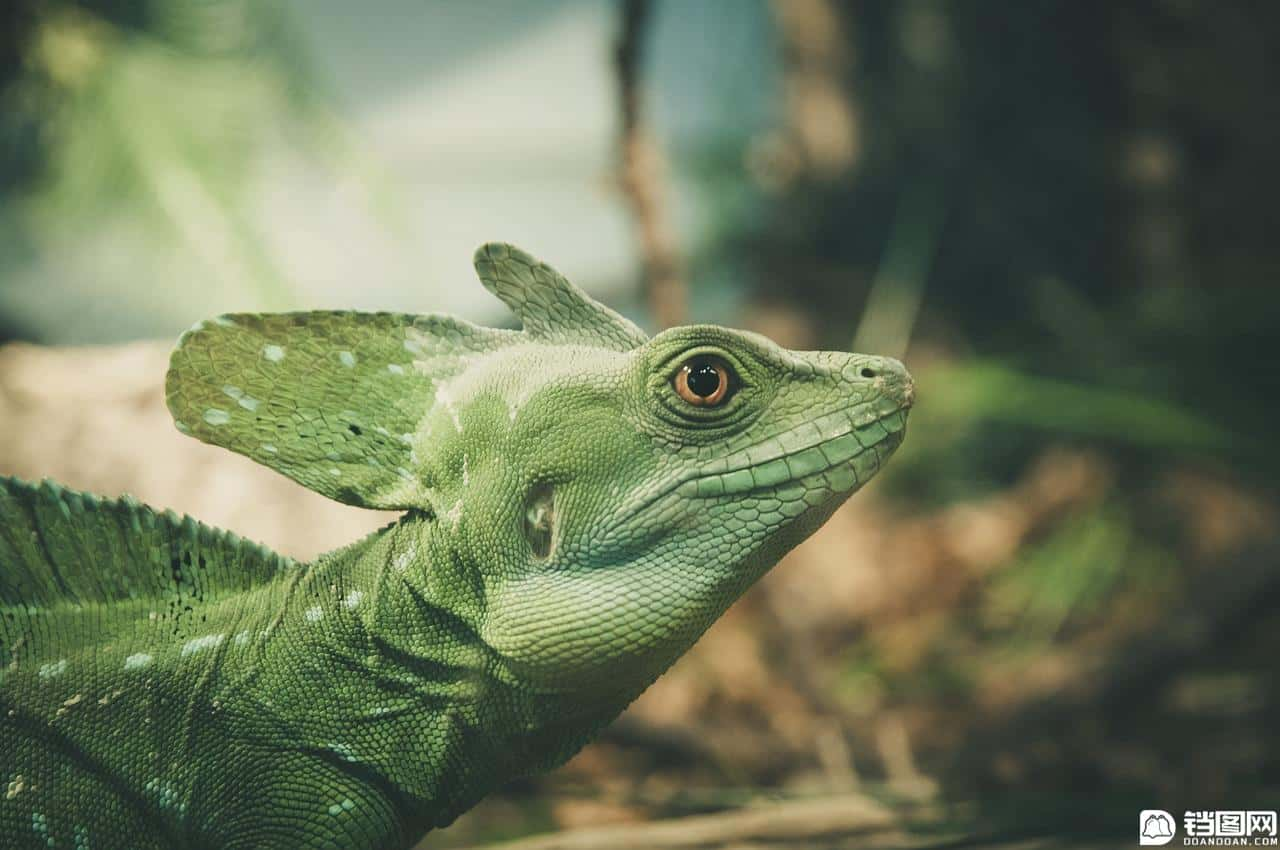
[{"left": 1, "top": 1, "right": 1277, "bottom": 847}]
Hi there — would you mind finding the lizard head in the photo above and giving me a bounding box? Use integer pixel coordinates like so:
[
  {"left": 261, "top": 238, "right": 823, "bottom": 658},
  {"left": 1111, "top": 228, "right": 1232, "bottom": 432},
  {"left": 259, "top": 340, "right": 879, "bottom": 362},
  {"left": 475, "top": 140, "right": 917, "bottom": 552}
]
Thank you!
[
  {"left": 166, "top": 244, "right": 912, "bottom": 698},
  {"left": 459, "top": 330, "right": 912, "bottom": 697}
]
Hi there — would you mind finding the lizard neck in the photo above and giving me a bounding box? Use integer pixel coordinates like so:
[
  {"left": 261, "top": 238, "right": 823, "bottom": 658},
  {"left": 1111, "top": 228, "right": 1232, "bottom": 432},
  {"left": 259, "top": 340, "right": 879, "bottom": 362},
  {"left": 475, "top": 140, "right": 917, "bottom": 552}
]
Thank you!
[{"left": 246, "top": 514, "right": 638, "bottom": 833}]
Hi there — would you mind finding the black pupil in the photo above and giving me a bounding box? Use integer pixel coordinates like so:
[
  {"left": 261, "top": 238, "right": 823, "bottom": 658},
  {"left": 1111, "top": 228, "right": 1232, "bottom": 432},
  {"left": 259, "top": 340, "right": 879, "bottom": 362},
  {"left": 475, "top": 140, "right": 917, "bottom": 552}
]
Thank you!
[{"left": 687, "top": 362, "right": 721, "bottom": 397}]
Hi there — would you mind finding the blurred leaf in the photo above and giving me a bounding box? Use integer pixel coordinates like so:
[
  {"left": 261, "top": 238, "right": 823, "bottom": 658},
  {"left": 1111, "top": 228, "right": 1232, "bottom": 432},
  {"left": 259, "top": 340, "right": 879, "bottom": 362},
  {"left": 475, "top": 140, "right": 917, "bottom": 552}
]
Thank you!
[
  {"left": 1, "top": 1, "right": 401, "bottom": 333},
  {"left": 985, "top": 504, "right": 1133, "bottom": 642},
  {"left": 925, "top": 360, "right": 1236, "bottom": 451}
]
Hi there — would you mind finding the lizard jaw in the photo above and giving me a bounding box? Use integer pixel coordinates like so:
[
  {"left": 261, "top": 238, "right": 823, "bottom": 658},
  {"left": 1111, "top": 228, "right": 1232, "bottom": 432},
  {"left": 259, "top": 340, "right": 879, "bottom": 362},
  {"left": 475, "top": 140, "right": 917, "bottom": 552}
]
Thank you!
[
  {"left": 595, "top": 403, "right": 908, "bottom": 549},
  {"left": 678, "top": 407, "right": 909, "bottom": 500}
]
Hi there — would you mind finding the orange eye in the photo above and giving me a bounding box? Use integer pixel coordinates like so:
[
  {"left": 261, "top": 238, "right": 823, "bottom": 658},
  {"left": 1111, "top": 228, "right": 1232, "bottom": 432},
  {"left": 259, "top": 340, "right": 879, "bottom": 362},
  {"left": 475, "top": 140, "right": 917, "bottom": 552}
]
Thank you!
[{"left": 673, "top": 357, "right": 732, "bottom": 406}]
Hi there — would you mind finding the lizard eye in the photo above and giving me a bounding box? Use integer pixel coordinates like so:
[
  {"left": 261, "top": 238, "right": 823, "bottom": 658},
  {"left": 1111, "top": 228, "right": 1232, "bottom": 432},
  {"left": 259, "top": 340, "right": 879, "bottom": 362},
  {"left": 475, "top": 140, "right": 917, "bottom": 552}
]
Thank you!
[{"left": 673, "top": 356, "right": 733, "bottom": 407}]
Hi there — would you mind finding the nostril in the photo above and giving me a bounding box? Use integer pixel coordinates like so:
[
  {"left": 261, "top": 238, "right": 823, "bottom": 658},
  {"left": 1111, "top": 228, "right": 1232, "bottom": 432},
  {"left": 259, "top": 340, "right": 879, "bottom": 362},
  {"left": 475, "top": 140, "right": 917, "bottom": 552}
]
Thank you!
[{"left": 859, "top": 367, "right": 877, "bottom": 379}]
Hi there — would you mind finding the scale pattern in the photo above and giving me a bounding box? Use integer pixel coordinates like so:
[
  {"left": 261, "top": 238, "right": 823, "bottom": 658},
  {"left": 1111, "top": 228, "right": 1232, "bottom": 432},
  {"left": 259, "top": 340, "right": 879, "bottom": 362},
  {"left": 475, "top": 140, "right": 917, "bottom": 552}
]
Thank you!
[{"left": 0, "top": 477, "right": 296, "bottom": 849}]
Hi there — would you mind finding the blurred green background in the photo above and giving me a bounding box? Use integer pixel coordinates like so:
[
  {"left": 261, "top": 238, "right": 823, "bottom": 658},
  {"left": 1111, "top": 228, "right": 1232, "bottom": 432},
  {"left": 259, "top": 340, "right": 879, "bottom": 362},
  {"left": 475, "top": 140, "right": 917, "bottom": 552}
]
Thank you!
[{"left": 1, "top": 1, "right": 1276, "bottom": 847}]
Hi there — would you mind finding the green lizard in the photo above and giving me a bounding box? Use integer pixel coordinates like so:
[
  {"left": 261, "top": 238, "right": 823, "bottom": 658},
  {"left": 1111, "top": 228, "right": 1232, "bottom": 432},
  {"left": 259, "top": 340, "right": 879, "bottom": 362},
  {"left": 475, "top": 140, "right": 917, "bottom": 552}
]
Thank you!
[{"left": 0, "top": 244, "right": 913, "bottom": 849}]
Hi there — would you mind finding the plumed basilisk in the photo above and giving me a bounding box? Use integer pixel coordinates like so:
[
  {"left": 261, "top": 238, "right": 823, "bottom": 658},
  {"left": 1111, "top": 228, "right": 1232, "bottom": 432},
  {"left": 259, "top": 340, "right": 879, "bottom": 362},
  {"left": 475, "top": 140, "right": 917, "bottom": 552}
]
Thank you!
[{"left": 0, "top": 244, "right": 912, "bottom": 849}]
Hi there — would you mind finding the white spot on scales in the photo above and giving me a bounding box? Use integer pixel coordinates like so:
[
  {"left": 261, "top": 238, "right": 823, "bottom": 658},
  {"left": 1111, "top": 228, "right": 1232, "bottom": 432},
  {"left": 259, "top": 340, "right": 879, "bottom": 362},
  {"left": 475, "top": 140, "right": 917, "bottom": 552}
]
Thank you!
[
  {"left": 262, "top": 344, "right": 285, "bottom": 362},
  {"left": 392, "top": 543, "right": 416, "bottom": 572},
  {"left": 222, "top": 385, "right": 260, "bottom": 411},
  {"left": 181, "top": 634, "right": 225, "bottom": 657},
  {"left": 38, "top": 660, "right": 67, "bottom": 680},
  {"left": 123, "top": 653, "right": 153, "bottom": 671}
]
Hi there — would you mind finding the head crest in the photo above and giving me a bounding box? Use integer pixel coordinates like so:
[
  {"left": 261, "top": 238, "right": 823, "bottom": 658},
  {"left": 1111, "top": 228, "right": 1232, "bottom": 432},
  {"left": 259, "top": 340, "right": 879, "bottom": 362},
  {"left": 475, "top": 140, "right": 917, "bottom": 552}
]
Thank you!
[
  {"left": 165, "top": 243, "right": 648, "bottom": 510},
  {"left": 472, "top": 243, "right": 646, "bottom": 350}
]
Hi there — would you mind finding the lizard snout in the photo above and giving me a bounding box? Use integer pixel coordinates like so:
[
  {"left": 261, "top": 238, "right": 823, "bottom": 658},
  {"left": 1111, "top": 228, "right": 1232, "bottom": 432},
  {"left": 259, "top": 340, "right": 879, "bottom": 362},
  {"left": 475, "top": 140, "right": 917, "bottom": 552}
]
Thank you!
[{"left": 849, "top": 354, "right": 914, "bottom": 409}]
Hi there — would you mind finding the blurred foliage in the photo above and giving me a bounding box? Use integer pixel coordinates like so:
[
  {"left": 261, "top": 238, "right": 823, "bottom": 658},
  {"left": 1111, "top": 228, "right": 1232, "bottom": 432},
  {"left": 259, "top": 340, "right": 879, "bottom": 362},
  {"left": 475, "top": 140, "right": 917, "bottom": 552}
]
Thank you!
[
  {"left": 723, "top": 0, "right": 1280, "bottom": 823},
  {"left": 0, "top": 0, "right": 386, "bottom": 341},
  {"left": 744, "top": 0, "right": 1280, "bottom": 483}
]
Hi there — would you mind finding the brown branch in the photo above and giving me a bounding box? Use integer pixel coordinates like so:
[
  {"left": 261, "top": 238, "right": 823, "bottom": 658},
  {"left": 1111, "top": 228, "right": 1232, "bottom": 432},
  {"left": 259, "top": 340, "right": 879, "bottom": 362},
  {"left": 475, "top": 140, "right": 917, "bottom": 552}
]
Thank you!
[
  {"left": 451, "top": 791, "right": 1133, "bottom": 849},
  {"left": 614, "top": 0, "right": 686, "bottom": 330},
  {"left": 457, "top": 793, "right": 908, "bottom": 850}
]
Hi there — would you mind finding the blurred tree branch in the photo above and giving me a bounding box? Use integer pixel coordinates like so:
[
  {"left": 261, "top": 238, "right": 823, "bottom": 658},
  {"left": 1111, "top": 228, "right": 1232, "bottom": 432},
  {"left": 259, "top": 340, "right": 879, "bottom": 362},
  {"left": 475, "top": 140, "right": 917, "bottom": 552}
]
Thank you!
[
  {"left": 614, "top": 0, "right": 685, "bottom": 329},
  {"left": 457, "top": 792, "right": 904, "bottom": 849},
  {"left": 769, "top": 0, "right": 859, "bottom": 181},
  {"left": 451, "top": 790, "right": 1136, "bottom": 849}
]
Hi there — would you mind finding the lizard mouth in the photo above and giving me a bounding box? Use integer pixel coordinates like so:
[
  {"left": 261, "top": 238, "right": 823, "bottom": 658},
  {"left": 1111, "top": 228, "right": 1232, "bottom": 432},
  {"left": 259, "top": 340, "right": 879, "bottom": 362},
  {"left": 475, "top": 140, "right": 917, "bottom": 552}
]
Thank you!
[
  {"left": 678, "top": 404, "right": 909, "bottom": 499},
  {"left": 600, "top": 398, "right": 910, "bottom": 540}
]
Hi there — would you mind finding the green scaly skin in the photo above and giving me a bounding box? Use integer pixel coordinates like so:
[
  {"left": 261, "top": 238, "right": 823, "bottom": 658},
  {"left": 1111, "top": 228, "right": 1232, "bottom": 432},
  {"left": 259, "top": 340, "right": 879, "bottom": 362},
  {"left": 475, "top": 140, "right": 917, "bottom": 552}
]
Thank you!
[{"left": 0, "top": 244, "right": 913, "bottom": 849}]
